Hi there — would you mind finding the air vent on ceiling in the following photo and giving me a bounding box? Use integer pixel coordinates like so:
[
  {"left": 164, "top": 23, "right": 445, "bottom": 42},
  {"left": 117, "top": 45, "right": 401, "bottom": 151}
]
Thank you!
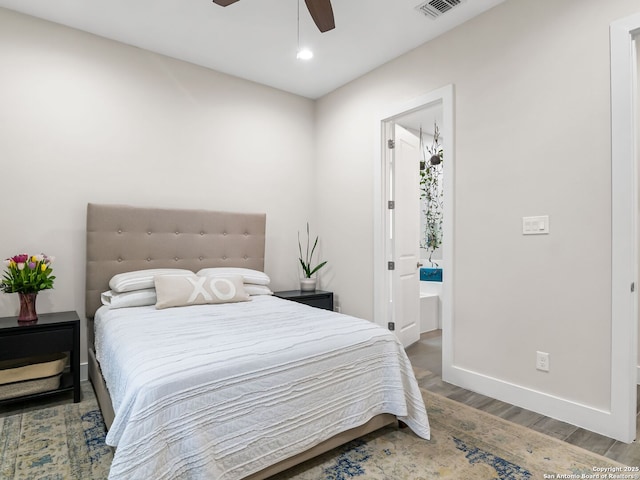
[{"left": 416, "top": 0, "right": 462, "bottom": 19}]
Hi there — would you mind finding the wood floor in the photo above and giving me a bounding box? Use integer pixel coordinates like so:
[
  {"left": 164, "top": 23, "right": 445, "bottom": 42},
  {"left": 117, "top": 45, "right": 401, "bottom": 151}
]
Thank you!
[{"left": 405, "top": 330, "right": 640, "bottom": 466}]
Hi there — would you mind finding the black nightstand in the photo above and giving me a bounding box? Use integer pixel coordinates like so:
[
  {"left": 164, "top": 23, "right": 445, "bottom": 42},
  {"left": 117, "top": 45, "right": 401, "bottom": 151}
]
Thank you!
[
  {"left": 274, "top": 290, "right": 334, "bottom": 311},
  {"left": 0, "top": 311, "right": 81, "bottom": 405}
]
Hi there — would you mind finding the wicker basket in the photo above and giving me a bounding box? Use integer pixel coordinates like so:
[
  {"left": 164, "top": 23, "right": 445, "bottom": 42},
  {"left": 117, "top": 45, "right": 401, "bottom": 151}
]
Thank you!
[{"left": 0, "top": 353, "right": 67, "bottom": 400}]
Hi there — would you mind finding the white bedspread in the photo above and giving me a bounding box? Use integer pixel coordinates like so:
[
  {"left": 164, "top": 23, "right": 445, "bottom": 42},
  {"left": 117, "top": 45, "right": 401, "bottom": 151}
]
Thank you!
[{"left": 95, "top": 295, "right": 430, "bottom": 480}]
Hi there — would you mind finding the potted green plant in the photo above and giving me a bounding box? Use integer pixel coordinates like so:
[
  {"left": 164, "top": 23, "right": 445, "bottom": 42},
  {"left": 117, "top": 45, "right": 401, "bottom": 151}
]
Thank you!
[
  {"left": 420, "top": 123, "right": 444, "bottom": 279},
  {"left": 298, "top": 223, "right": 327, "bottom": 292}
]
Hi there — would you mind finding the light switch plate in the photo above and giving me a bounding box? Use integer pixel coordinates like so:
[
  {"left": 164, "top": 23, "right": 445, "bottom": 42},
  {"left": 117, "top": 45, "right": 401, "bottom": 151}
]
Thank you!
[{"left": 523, "top": 215, "right": 549, "bottom": 235}]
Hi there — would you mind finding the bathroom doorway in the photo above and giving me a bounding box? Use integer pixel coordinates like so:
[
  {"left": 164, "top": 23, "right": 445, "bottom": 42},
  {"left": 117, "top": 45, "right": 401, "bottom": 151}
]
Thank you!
[
  {"left": 373, "top": 85, "right": 454, "bottom": 379},
  {"left": 395, "top": 105, "right": 444, "bottom": 337}
]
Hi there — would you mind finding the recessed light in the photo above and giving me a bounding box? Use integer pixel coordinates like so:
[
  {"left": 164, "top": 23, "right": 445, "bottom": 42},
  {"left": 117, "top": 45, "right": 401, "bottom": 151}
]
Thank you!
[{"left": 296, "top": 48, "right": 314, "bottom": 60}]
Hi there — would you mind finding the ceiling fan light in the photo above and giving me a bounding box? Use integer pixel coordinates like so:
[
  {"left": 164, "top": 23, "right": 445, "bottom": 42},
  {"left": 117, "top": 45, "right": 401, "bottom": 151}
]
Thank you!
[{"left": 296, "top": 48, "right": 314, "bottom": 60}]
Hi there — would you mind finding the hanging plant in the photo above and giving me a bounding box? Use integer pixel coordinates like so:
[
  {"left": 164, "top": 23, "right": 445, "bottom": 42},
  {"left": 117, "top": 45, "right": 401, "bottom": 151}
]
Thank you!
[{"left": 419, "top": 123, "right": 444, "bottom": 267}]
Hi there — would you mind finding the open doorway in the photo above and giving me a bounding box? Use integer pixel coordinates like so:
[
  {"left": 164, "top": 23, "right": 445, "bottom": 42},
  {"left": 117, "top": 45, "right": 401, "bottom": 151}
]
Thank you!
[
  {"left": 373, "top": 85, "right": 454, "bottom": 379},
  {"left": 395, "top": 106, "right": 444, "bottom": 334}
]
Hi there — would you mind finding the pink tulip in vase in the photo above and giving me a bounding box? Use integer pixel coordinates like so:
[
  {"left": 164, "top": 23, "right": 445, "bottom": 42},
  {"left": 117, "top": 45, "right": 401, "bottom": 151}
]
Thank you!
[{"left": 1, "top": 253, "right": 56, "bottom": 323}]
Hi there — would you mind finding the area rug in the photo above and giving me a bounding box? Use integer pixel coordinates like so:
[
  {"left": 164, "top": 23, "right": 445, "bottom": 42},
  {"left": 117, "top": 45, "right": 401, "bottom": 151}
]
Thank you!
[
  {"left": 0, "top": 382, "right": 112, "bottom": 480},
  {"left": 273, "top": 389, "right": 628, "bottom": 480},
  {"left": 0, "top": 382, "right": 628, "bottom": 480}
]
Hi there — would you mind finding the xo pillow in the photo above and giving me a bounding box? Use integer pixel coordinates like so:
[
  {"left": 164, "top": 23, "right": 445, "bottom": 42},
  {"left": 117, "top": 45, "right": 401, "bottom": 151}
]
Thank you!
[
  {"left": 109, "top": 269, "right": 192, "bottom": 293},
  {"left": 154, "top": 274, "right": 250, "bottom": 309},
  {"left": 196, "top": 268, "right": 270, "bottom": 286}
]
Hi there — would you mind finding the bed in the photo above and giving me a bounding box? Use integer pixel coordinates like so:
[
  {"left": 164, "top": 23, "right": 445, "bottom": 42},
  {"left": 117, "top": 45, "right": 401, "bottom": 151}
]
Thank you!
[{"left": 85, "top": 203, "right": 430, "bottom": 480}]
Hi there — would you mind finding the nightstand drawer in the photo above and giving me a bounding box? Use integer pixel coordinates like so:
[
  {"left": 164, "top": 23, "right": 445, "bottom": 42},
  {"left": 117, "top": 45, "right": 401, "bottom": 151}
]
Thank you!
[
  {"left": 274, "top": 290, "right": 334, "bottom": 311},
  {"left": 300, "top": 295, "right": 333, "bottom": 310},
  {"left": 0, "top": 328, "right": 73, "bottom": 360}
]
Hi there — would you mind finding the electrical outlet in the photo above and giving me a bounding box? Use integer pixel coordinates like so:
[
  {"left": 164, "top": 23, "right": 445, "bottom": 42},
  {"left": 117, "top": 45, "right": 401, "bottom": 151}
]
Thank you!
[{"left": 536, "top": 351, "right": 550, "bottom": 372}]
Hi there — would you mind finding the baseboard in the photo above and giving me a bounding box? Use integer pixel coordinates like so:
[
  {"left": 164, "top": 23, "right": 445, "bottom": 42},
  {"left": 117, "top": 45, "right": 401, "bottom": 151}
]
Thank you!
[
  {"left": 443, "top": 364, "right": 626, "bottom": 442},
  {"left": 81, "top": 361, "right": 88, "bottom": 382}
]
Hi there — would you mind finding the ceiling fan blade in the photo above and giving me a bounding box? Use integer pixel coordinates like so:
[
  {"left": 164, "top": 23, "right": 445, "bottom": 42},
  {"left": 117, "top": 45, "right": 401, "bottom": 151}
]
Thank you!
[
  {"left": 304, "top": 0, "right": 335, "bottom": 33},
  {"left": 212, "top": 0, "right": 240, "bottom": 6}
]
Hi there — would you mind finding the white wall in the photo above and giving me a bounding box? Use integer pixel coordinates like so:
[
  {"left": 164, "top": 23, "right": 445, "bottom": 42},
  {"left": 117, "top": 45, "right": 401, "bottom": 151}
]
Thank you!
[
  {"left": 316, "top": 0, "right": 639, "bottom": 415},
  {"left": 0, "top": 8, "right": 316, "bottom": 362}
]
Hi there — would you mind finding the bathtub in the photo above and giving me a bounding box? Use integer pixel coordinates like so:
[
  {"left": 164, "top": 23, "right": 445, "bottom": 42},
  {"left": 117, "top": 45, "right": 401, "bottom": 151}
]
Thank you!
[{"left": 420, "top": 260, "right": 442, "bottom": 333}]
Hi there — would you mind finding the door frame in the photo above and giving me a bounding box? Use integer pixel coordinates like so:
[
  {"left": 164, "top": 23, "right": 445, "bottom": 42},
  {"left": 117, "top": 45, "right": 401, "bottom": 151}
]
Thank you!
[
  {"left": 610, "top": 13, "right": 640, "bottom": 443},
  {"left": 373, "top": 84, "right": 455, "bottom": 373}
]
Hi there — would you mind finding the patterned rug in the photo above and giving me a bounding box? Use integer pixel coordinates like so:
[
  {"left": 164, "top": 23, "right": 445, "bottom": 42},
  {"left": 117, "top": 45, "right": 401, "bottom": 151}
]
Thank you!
[
  {"left": 274, "top": 390, "right": 628, "bottom": 479},
  {"left": 0, "top": 382, "right": 112, "bottom": 480},
  {"left": 0, "top": 382, "right": 628, "bottom": 479}
]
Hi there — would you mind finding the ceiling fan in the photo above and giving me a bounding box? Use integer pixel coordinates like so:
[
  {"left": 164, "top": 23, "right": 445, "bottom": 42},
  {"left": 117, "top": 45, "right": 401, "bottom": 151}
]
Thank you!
[{"left": 212, "top": 0, "right": 335, "bottom": 33}]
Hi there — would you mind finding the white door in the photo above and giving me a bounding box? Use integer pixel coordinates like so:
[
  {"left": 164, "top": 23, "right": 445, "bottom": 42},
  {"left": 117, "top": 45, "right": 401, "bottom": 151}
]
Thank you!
[{"left": 391, "top": 124, "right": 421, "bottom": 347}]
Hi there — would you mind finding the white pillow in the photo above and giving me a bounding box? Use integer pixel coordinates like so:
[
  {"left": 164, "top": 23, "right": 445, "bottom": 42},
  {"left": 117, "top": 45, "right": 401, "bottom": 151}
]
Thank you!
[
  {"left": 196, "top": 268, "right": 270, "bottom": 286},
  {"left": 154, "top": 274, "right": 250, "bottom": 310},
  {"left": 101, "top": 289, "right": 157, "bottom": 308},
  {"left": 243, "top": 284, "right": 273, "bottom": 296},
  {"left": 109, "top": 269, "right": 193, "bottom": 293}
]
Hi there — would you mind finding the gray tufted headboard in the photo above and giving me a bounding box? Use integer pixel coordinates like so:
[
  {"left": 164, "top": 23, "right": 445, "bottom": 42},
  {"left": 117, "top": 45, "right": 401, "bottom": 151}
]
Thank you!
[{"left": 85, "top": 203, "right": 266, "bottom": 320}]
